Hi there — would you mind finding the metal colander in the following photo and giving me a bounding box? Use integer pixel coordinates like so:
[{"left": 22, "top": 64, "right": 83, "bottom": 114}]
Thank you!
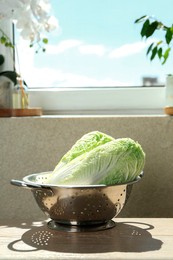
[{"left": 11, "top": 171, "right": 143, "bottom": 232}]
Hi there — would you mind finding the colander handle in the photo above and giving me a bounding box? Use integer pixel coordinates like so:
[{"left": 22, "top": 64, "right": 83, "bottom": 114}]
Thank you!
[{"left": 10, "top": 179, "right": 43, "bottom": 189}]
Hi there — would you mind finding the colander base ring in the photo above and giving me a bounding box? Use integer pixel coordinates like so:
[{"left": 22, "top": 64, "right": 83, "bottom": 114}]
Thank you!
[{"left": 47, "top": 219, "right": 116, "bottom": 232}]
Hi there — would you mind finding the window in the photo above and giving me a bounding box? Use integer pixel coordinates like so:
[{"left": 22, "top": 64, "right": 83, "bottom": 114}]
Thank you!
[{"left": 3, "top": 0, "right": 173, "bottom": 114}]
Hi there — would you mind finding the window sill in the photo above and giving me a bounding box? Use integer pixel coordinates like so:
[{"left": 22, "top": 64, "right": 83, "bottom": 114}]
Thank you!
[{"left": 28, "top": 86, "right": 166, "bottom": 115}]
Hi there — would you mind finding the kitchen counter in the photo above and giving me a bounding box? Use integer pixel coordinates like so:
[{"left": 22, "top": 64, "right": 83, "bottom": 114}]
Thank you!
[{"left": 0, "top": 218, "right": 173, "bottom": 259}]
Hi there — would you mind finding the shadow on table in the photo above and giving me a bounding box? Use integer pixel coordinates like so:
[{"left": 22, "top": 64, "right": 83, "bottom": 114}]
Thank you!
[{"left": 8, "top": 221, "right": 163, "bottom": 253}]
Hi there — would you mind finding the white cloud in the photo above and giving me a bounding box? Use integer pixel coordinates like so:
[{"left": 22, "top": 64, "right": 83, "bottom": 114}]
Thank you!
[
  {"left": 46, "top": 39, "right": 82, "bottom": 54},
  {"left": 46, "top": 39, "right": 158, "bottom": 59},
  {"left": 22, "top": 66, "right": 131, "bottom": 88},
  {"left": 109, "top": 40, "right": 156, "bottom": 59},
  {"left": 16, "top": 38, "right": 148, "bottom": 88},
  {"left": 55, "top": 72, "right": 129, "bottom": 87},
  {"left": 15, "top": 39, "right": 35, "bottom": 75},
  {"left": 16, "top": 38, "right": 131, "bottom": 88},
  {"left": 46, "top": 40, "right": 107, "bottom": 57},
  {"left": 19, "top": 66, "right": 66, "bottom": 88},
  {"left": 79, "top": 44, "right": 106, "bottom": 56}
]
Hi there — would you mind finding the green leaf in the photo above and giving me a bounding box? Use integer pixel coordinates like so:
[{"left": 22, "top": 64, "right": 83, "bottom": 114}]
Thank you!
[
  {"left": 146, "top": 42, "right": 154, "bottom": 55},
  {"left": 134, "top": 15, "right": 148, "bottom": 24},
  {"left": 141, "top": 19, "right": 150, "bottom": 37},
  {"left": 157, "top": 40, "right": 163, "bottom": 46},
  {"left": 150, "top": 46, "right": 158, "bottom": 60},
  {"left": 162, "top": 47, "right": 171, "bottom": 64},
  {"left": 170, "top": 25, "right": 173, "bottom": 33},
  {"left": 5, "top": 42, "right": 10, "bottom": 47},
  {"left": 145, "top": 21, "right": 159, "bottom": 38},
  {"left": 165, "top": 28, "right": 173, "bottom": 44},
  {"left": 42, "top": 38, "right": 48, "bottom": 44},
  {"left": 163, "top": 47, "right": 171, "bottom": 58},
  {"left": 0, "top": 36, "right": 6, "bottom": 44},
  {"left": 157, "top": 47, "right": 162, "bottom": 59}
]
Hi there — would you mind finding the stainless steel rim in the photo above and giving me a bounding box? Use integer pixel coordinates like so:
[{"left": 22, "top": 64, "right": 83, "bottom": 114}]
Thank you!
[{"left": 21, "top": 171, "right": 143, "bottom": 189}]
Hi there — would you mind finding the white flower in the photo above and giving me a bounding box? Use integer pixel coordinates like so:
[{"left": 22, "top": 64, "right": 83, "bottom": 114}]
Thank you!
[
  {"left": 0, "top": 0, "right": 59, "bottom": 46},
  {"left": 45, "top": 16, "right": 58, "bottom": 32}
]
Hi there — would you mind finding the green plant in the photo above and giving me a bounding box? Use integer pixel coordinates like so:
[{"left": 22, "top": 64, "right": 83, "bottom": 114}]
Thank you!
[
  {"left": 0, "top": 25, "right": 49, "bottom": 53},
  {"left": 135, "top": 15, "right": 173, "bottom": 65},
  {"left": 0, "top": 28, "right": 14, "bottom": 49}
]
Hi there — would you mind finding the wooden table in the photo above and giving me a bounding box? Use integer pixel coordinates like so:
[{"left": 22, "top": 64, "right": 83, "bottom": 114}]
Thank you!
[{"left": 0, "top": 218, "right": 173, "bottom": 259}]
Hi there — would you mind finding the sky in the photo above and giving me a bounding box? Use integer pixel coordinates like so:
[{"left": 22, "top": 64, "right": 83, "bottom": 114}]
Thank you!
[{"left": 17, "top": 0, "right": 173, "bottom": 88}]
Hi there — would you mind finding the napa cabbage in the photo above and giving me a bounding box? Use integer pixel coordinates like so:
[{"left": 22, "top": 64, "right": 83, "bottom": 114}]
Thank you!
[{"left": 46, "top": 132, "right": 145, "bottom": 185}]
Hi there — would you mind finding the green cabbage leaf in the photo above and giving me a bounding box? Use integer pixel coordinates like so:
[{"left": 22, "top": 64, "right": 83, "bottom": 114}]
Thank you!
[{"left": 53, "top": 131, "right": 114, "bottom": 172}]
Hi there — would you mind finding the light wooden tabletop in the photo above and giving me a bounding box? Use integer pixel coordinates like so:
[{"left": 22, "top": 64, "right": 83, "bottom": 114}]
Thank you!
[{"left": 0, "top": 218, "right": 173, "bottom": 260}]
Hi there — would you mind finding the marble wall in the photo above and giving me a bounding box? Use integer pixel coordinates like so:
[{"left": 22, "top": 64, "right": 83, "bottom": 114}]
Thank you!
[{"left": 1, "top": 115, "right": 173, "bottom": 221}]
